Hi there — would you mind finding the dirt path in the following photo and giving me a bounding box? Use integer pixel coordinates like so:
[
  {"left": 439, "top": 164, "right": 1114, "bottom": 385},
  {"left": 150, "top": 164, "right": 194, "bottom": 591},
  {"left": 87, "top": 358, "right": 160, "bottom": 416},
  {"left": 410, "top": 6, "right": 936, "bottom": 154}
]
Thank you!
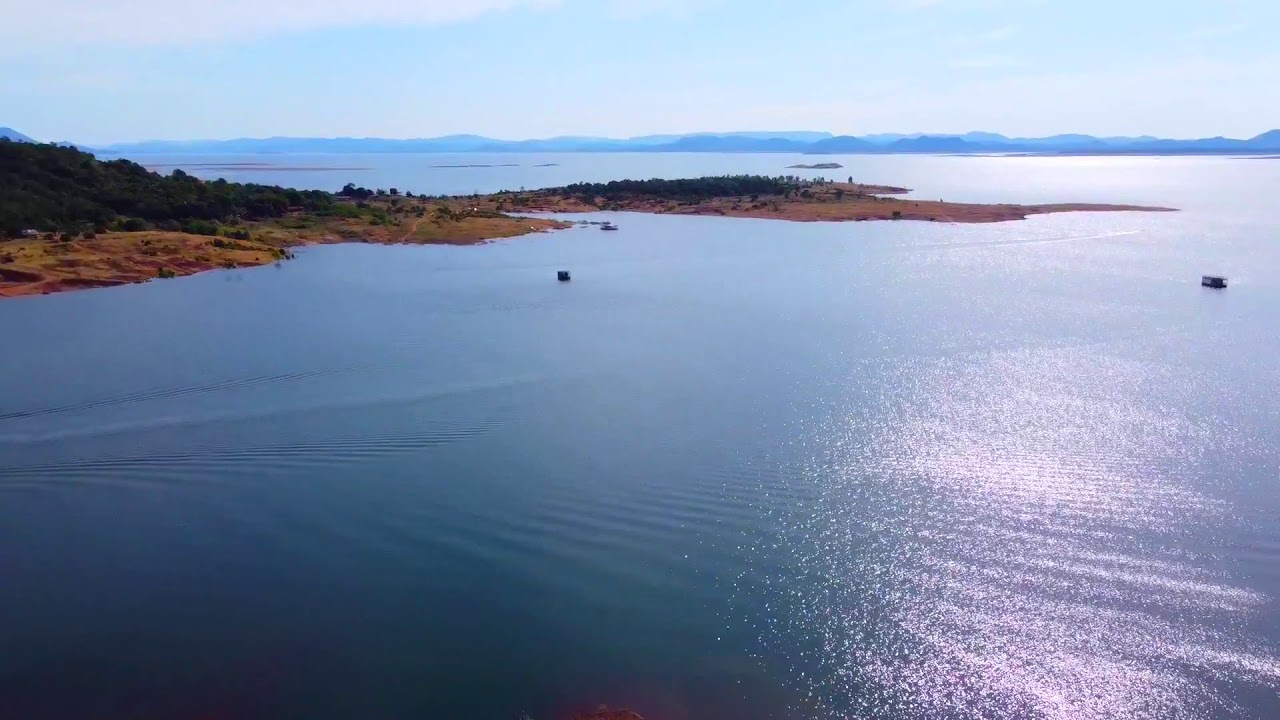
[{"left": 398, "top": 217, "right": 423, "bottom": 243}]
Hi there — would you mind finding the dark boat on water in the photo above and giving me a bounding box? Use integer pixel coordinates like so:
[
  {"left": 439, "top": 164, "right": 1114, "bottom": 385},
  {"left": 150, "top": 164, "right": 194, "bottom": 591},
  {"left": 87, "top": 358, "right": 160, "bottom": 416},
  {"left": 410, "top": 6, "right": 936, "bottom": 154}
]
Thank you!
[{"left": 558, "top": 270, "right": 571, "bottom": 282}]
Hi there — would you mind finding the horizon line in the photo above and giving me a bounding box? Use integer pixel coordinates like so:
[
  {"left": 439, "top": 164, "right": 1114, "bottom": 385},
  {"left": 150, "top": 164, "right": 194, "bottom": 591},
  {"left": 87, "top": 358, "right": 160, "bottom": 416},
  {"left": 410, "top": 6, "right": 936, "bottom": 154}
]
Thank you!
[{"left": 48, "top": 127, "right": 1280, "bottom": 147}]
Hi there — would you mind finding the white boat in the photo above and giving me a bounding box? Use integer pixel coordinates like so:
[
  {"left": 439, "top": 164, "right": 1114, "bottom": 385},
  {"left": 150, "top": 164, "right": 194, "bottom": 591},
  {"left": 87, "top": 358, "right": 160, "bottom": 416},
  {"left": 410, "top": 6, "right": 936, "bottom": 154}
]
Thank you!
[{"left": 600, "top": 222, "right": 619, "bottom": 231}]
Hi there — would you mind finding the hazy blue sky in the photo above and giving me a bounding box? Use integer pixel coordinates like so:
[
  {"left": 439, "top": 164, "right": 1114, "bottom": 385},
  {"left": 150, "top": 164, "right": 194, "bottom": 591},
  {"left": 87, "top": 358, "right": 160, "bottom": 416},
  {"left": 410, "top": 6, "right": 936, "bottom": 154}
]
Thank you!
[{"left": 2, "top": 0, "right": 1276, "bottom": 144}]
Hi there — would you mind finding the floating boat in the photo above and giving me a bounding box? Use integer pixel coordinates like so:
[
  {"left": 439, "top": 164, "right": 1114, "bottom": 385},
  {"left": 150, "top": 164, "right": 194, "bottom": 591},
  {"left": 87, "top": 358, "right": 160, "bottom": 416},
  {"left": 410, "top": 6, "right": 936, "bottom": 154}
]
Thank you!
[
  {"left": 557, "top": 270, "right": 571, "bottom": 282},
  {"left": 1201, "top": 275, "right": 1227, "bottom": 289},
  {"left": 600, "top": 222, "right": 619, "bottom": 231}
]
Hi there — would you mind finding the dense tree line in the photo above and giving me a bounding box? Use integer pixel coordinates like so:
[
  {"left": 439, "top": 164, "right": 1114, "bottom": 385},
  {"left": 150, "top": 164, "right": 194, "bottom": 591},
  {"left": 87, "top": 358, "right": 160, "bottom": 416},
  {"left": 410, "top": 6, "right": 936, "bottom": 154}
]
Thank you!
[
  {"left": 0, "top": 139, "right": 336, "bottom": 237},
  {"left": 557, "top": 175, "right": 807, "bottom": 203},
  {"left": 340, "top": 183, "right": 375, "bottom": 200}
]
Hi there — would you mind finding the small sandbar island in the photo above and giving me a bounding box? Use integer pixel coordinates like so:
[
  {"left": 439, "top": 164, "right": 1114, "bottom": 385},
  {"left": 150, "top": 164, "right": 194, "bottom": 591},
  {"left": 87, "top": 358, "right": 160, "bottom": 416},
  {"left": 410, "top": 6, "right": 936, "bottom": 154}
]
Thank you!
[
  {"left": 787, "top": 162, "right": 844, "bottom": 169},
  {"left": 1, "top": 143, "right": 1173, "bottom": 298}
]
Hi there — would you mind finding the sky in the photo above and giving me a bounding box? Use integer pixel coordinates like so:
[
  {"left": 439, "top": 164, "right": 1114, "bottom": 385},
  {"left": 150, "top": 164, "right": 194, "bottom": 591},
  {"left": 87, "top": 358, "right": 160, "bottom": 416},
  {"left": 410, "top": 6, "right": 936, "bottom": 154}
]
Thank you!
[{"left": 1, "top": 0, "right": 1277, "bottom": 144}]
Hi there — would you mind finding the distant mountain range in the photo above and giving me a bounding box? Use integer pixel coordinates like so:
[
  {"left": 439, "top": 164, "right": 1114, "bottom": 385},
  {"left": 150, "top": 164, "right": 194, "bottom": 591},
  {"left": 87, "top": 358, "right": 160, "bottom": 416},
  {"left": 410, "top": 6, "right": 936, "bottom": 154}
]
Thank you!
[
  {"left": 5, "top": 127, "right": 1280, "bottom": 155},
  {"left": 0, "top": 127, "right": 36, "bottom": 143}
]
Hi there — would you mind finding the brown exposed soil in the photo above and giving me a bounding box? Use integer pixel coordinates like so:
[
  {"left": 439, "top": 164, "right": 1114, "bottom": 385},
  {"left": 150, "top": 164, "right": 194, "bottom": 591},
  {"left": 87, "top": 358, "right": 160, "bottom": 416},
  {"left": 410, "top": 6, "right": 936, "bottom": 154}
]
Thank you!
[
  {"left": 0, "top": 197, "right": 571, "bottom": 298},
  {"left": 0, "top": 231, "right": 285, "bottom": 298}
]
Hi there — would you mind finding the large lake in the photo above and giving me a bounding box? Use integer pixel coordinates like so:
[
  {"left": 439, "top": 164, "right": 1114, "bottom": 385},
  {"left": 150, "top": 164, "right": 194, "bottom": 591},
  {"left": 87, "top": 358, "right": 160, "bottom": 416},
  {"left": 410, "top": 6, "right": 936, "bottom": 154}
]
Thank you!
[{"left": 2, "top": 153, "right": 1278, "bottom": 719}]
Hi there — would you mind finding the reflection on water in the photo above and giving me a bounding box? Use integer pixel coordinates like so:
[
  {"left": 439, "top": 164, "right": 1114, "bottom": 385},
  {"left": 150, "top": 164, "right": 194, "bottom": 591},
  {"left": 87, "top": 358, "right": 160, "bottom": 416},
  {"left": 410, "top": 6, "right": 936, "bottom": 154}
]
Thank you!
[{"left": 750, "top": 346, "right": 1280, "bottom": 718}]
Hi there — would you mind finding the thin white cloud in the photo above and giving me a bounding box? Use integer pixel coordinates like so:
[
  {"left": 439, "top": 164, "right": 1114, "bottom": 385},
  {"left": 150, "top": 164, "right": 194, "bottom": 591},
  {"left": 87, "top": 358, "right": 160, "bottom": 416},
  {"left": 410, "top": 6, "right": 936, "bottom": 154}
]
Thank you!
[
  {"left": 979, "top": 24, "right": 1018, "bottom": 41},
  {"left": 890, "top": 0, "right": 1044, "bottom": 10},
  {"left": 0, "top": 0, "right": 560, "bottom": 49},
  {"left": 950, "top": 55, "right": 1017, "bottom": 69},
  {"left": 950, "top": 23, "right": 1019, "bottom": 50},
  {"left": 607, "top": 0, "right": 722, "bottom": 19},
  {"left": 1185, "top": 22, "right": 1249, "bottom": 38}
]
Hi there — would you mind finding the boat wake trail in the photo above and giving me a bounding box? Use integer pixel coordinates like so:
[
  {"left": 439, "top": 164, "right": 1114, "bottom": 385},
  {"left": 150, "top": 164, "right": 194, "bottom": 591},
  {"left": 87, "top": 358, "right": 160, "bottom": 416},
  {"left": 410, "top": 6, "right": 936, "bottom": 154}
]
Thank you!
[
  {"left": 0, "top": 417, "right": 506, "bottom": 489},
  {"left": 0, "top": 365, "right": 368, "bottom": 423}
]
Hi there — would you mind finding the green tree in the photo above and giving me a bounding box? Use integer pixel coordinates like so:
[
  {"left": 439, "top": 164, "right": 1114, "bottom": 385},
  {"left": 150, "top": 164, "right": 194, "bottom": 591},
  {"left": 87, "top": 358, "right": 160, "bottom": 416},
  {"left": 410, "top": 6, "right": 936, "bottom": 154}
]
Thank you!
[{"left": 0, "top": 141, "right": 334, "bottom": 233}]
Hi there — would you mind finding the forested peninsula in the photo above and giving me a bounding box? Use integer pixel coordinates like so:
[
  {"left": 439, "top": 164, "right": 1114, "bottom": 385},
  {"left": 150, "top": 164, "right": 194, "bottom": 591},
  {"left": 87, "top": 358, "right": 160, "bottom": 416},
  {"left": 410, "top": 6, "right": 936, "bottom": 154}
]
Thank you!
[
  {"left": 0, "top": 141, "right": 567, "bottom": 296},
  {"left": 2, "top": 140, "right": 1172, "bottom": 297}
]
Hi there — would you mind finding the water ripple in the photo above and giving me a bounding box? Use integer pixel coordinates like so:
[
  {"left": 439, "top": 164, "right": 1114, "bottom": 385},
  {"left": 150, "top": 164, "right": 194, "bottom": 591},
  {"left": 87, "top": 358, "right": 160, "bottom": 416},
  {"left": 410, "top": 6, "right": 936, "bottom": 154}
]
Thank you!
[{"left": 739, "top": 345, "right": 1280, "bottom": 719}]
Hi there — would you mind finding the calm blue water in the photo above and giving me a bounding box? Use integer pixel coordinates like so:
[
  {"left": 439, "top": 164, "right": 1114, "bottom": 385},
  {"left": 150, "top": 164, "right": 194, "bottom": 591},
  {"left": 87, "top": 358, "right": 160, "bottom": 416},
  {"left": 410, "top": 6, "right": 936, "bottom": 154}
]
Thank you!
[{"left": 2, "top": 154, "right": 1278, "bottom": 719}]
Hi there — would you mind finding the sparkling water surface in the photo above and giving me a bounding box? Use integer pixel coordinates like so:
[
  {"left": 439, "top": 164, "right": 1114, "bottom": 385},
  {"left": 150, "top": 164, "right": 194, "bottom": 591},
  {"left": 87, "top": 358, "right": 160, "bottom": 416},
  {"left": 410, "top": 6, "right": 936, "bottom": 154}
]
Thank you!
[{"left": 1, "top": 153, "right": 1277, "bottom": 719}]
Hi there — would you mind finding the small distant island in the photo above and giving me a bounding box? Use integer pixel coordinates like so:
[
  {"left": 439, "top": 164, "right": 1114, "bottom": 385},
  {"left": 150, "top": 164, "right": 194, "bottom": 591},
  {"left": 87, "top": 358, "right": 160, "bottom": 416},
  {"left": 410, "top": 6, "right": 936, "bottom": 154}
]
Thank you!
[
  {"left": 787, "top": 162, "right": 844, "bottom": 169},
  {"left": 1, "top": 141, "right": 1174, "bottom": 298},
  {"left": 143, "top": 162, "right": 369, "bottom": 172},
  {"left": 431, "top": 163, "right": 520, "bottom": 168}
]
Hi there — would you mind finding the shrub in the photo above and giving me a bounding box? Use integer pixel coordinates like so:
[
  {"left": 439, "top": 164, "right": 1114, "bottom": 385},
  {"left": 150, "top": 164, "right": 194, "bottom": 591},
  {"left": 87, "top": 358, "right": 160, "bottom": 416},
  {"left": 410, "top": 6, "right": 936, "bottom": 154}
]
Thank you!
[
  {"left": 182, "top": 219, "right": 219, "bottom": 236},
  {"left": 323, "top": 204, "right": 363, "bottom": 219}
]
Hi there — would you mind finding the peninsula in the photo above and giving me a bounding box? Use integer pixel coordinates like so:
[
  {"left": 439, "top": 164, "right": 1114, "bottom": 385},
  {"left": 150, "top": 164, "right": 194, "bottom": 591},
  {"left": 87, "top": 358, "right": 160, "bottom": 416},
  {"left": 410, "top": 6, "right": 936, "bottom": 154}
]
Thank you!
[
  {"left": 0, "top": 141, "right": 568, "bottom": 297},
  {"left": 470, "top": 176, "right": 1172, "bottom": 224},
  {"left": 1, "top": 142, "right": 1173, "bottom": 298}
]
